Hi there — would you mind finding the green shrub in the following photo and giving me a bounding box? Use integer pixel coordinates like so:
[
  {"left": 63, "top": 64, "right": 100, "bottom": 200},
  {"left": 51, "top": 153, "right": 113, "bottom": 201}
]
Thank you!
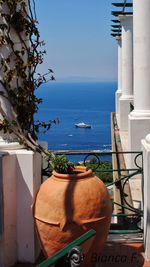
[{"left": 85, "top": 161, "right": 113, "bottom": 184}]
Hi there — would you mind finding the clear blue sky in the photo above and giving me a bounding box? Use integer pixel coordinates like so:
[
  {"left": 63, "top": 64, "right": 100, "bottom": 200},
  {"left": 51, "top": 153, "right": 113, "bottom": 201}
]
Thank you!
[{"left": 35, "top": 0, "right": 117, "bottom": 82}]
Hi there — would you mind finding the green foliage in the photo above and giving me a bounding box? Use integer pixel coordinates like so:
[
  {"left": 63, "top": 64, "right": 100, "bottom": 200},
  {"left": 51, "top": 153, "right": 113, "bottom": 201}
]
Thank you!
[
  {"left": 0, "top": 0, "right": 56, "bottom": 143},
  {"left": 48, "top": 155, "right": 113, "bottom": 180},
  {"left": 95, "top": 161, "right": 113, "bottom": 183},
  {"left": 49, "top": 154, "right": 75, "bottom": 174},
  {"left": 85, "top": 160, "right": 113, "bottom": 183}
]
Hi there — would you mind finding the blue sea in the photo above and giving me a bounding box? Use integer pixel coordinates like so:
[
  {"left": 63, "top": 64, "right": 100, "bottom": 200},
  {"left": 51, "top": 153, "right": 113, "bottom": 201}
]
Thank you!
[{"left": 35, "top": 82, "right": 116, "bottom": 153}]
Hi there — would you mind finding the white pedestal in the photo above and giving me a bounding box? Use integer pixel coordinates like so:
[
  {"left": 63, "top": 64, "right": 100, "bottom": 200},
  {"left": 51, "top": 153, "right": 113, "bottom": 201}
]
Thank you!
[
  {"left": 141, "top": 136, "right": 150, "bottom": 260},
  {"left": 0, "top": 150, "right": 41, "bottom": 267},
  {"left": 128, "top": 112, "right": 150, "bottom": 151},
  {"left": 16, "top": 150, "right": 41, "bottom": 263},
  {"left": 0, "top": 152, "right": 17, "bottom": 267},
  {"left": 128, "top": 112, "right": 150, "bottom": 168},
  {"left": 119, "top": 95, "right": 133, "bottom": 130}
]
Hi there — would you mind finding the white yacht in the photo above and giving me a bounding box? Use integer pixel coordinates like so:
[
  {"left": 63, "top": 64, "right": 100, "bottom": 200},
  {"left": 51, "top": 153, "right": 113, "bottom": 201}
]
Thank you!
[{"left": 75, "top": 122, "right": 91, "bottom": 128}]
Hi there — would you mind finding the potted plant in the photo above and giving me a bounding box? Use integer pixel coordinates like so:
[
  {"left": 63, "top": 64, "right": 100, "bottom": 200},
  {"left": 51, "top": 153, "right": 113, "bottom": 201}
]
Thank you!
[
  {"left": 33, "top": 154, "right": 112, "bottom": 267},
  {"left": 49, "top": 154, "right": 75, "bottom": 174}
]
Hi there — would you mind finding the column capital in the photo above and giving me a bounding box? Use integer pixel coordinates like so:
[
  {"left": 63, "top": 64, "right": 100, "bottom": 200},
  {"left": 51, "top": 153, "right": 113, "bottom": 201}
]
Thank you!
[{"left": 119, "top": 14, "right": 133, "bottom": 25}]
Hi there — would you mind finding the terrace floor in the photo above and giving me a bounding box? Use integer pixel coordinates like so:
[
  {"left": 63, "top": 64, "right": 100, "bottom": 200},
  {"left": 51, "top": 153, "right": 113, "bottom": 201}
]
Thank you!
[{"left": 13, "top": 241, "right": 150, "bottom": 267}]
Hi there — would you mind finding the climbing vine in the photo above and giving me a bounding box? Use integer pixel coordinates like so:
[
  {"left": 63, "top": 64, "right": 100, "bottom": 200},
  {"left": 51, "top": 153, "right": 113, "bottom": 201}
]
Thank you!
[{"left": 0, "top": 0, "right": 56, "bottom": 153}]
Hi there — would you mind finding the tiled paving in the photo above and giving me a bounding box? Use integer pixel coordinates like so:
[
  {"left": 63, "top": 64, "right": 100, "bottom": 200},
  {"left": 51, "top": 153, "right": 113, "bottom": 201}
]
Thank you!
[
  {"left": 96, "top": 242, "right": 150, "bottom": 267},
  {"left": 13, "top": 242, "right": 150, "bottom": 267}
]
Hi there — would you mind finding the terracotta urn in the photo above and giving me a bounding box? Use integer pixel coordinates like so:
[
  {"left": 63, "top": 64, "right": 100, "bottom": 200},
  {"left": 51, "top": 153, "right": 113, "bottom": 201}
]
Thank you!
[{"left": 33, "top": 166, "right": 112, "bottom": 267}]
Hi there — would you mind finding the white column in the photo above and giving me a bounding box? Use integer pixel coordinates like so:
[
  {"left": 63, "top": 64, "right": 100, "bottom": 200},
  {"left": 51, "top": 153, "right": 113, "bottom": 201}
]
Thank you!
[
  {"left": 0, "top": 3, "right": 42, "bottom": 266},
  {"left": 0, "top": 3, "right": 25, "bottom": 150},
  {"left": 141, "top": 134, "right": 150, "bottom": 260},
  {"left": 119, "top": 15, "right": 133, "bottom": 131},
  {"left": 128, "top": 0, "right": 150, "bottom": 154},
  {"left": 115, "top": 36, "right": 122, "bottom": 114},
  {"left": 129, "top": 1, "right": 150, "bottom": 258}
]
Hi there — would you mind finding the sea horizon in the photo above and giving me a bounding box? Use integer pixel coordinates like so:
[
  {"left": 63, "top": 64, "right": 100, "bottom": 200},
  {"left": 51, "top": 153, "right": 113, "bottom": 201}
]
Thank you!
[{"left": 35, "top": 81, "right": 117, "bottom": 153}]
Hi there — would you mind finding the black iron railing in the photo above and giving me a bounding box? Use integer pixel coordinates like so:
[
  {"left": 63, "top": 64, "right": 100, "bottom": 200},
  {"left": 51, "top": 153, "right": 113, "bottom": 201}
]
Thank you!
[{"left": 42, "top": 149, "right": 143, "bottom": 236}]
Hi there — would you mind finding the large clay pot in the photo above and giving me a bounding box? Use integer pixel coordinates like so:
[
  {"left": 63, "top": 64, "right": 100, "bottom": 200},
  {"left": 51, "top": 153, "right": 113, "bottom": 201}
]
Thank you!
[{"left": 33, "top": 166, "right": 112, "bottom": 267}]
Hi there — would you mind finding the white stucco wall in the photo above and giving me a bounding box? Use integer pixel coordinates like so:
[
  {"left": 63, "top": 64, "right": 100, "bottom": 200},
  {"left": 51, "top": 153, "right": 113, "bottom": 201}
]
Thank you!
[{"left": 0, "top": 150, "right": 41, "bottom": 267}]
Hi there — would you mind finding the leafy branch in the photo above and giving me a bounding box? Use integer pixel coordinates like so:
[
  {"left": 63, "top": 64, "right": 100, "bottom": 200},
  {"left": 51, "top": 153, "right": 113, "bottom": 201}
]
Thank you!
[
  {"left": 0, "top": 0, "right": 75, "bottom": 175},
  {"left": 0, "top": 0, "right": 56, "bottom": 150}
]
